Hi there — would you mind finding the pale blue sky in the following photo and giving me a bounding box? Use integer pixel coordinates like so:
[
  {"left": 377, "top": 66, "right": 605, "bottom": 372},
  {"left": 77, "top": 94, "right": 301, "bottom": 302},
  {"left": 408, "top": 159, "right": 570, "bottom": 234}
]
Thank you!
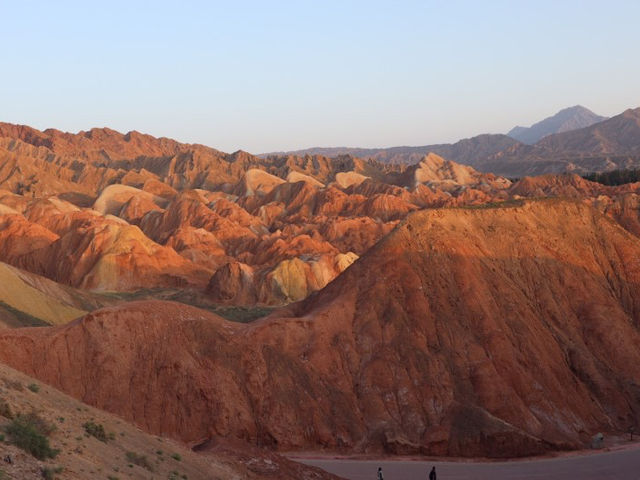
[{"left": 1, "top": 1, "right": 638, "bottom": 153}]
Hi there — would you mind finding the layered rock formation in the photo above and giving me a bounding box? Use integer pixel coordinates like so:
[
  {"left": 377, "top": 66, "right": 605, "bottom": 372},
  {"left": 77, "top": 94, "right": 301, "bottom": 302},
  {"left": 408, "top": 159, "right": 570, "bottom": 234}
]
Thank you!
[
  {"left": 5, "top": 121, "right": 640, "bottom": 308},
  {"left": 2, "top": 200, "right": 640, "bottom": 458},
  {"left": 0, "top": 123, "right": 517, "bottom": 304}
]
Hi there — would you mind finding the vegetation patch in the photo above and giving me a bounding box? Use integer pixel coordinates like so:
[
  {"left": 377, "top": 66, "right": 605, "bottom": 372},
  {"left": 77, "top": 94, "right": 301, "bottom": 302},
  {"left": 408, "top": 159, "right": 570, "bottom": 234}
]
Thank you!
[
  {"left": 98, "top": 289, "right": 274, "bottom": 323},
  {"left": 82, "top": 421, "right": 112, "bottom": 442},
  {"left": 0, "top": 301, "right": 49, "bottom": 328},
  {"left": 125, "top": 451, "right": 153, "bottom": 472},
  {"left": 209, "top": 305, "right": 275, "bottom": 323},
  {"left": 461, "top": 199, "right": 525, "bottom": 210},
  {"left": 27, "top": 383, "right": 40, "bottom": 393},
  {"left": 583, "top": 168, "right": 640, "bottom": 186},
  {"left": 41, "top": 466, "right": 64, "bottom": 480},
  {"left": 3, "top": 413, "right": 59, "bottom": 460}
]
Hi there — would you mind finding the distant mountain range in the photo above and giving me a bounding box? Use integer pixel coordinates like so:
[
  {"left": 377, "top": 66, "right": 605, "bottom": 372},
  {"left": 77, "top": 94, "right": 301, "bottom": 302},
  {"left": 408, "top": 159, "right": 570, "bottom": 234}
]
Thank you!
[
  {"left": 507, "top": 105, "right": 607, "bottom": 144},
  {"left": 260, "top": 135, "right": 521, "bottom": 168},
  {"left": 263, "top": 106, "right": 640, "bottom": 177}
]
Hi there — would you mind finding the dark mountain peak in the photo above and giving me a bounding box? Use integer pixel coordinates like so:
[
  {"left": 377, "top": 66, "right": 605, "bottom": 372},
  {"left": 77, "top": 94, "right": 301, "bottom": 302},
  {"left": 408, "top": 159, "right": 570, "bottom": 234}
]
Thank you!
[
  {"left": 507, "top": 106, "right": 607, "bottom": 144},
  {"left": 535, "top": 105, "right": 640, "bottom": 155},
  {"left": 558, "top": 104, "right": 594, "bottom": 114}
]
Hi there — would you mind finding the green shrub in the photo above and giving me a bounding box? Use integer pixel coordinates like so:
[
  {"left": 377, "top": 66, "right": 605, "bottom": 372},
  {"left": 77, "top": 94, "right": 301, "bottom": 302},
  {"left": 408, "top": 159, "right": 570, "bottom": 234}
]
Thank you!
[
  {"left": 4, "top": 413, "right": 58, "bottom": 460},
  {"left": 27, "top": 383, "right": 40, "bottom": 393},
  {"left": 82, "top": 421, "right": 109, "bottom": 442},
  {"left": 41, "top": 466, "right": 63, "bottom": 480},
  {"left": 125, "top": 451, "right": 153, "bottom": 472},
  {"left": 171, "top": 453, "right": 182, "bottom": 461},
  {"left": 19, "top": 412, "right": 55, "bottom": 436}
]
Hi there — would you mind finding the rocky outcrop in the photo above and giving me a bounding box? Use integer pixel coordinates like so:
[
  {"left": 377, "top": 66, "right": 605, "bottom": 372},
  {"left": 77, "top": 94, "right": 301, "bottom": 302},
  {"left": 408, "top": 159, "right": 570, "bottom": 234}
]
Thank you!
[
  {"left": 207, "top": 261, "right": 257, "bottom": 304},
  {"left": 13, "top": 216, "right": 211, "bottom": 291}
]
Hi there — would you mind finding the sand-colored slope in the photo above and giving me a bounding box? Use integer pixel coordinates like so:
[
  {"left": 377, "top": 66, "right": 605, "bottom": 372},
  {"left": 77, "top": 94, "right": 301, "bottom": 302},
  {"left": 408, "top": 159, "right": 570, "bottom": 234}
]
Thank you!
[
  {"left": 241, "top": 168, "right": 286, "bottom": 196},
  {"left": 409, "top": 152, "right": 511, "bottom": 191},
  {"left": 286, "top": 170, "right": 325, "bottom": 187},
  {"left": 93, "top": 184, "right": 164, "bottom": 216},
  {"left": 334, "top": 171, "right": 369, "bottom": 188},
  {"left": 0, "top": 263, "right": 86, "bottom": 326},
  {"left": 0, "top": 204, "right": 20, "bottom": 215}
]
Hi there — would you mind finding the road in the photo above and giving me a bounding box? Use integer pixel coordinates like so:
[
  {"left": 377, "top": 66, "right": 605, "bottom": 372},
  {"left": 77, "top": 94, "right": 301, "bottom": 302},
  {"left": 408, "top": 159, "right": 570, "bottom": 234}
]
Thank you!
[{"left": 298, "top": 445, "right": 640, "bottom": 480}]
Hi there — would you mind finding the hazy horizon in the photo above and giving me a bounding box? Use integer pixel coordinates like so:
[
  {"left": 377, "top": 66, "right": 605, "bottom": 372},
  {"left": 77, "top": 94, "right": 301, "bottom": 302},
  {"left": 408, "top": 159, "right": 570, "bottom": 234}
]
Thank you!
[{"left": 2, "top": 1, "right": 639, "bottom": 153}]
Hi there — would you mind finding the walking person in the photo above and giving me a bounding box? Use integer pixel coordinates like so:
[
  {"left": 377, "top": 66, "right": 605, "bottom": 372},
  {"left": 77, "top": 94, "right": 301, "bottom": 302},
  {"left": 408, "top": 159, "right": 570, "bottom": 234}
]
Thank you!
[
  {"left": 377, "top": 466, "right": 384, "bottom": 480},
  {"left": 429, "top": 465, "right": 437, "bottom": 480}
]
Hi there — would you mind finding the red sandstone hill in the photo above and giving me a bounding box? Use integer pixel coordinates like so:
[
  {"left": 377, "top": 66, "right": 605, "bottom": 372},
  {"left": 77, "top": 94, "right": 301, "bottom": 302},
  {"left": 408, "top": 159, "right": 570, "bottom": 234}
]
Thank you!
[
  {"left": 2, "top": 200, "right": 640, "bottom": 458},
  {"left": 0, "top": 122, "right": 519, "bottom": 303},
  {"left": 4, "top": 121, "right": 640, "bottom": 310}
]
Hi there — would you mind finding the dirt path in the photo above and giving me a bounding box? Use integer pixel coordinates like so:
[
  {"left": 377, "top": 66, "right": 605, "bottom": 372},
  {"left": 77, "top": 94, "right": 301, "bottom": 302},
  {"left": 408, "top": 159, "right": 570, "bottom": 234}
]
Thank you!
[{"left": 297, "top": 444, "right": 640, "bottom": 480}]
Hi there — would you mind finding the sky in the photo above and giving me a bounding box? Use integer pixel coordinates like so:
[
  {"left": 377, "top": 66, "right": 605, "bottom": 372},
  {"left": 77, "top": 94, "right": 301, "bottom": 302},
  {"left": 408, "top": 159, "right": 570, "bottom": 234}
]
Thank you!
[{"left": 1, "top": 0, "right": 639, "bottom": 153}]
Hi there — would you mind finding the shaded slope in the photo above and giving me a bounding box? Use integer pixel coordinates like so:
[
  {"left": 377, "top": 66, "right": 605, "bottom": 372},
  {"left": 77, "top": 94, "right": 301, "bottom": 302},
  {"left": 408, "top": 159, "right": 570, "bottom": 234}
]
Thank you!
[{"left": 271, "top": 199, "right": 640, "bottom": 455}]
